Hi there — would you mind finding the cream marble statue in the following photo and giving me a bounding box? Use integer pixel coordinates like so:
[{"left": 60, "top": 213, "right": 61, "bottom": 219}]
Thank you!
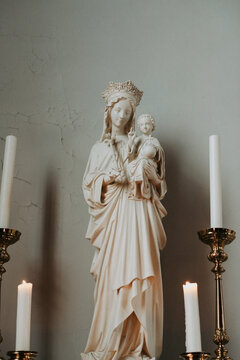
[{"left": 82, "top": 81, "right": 167, "bottom": 360}]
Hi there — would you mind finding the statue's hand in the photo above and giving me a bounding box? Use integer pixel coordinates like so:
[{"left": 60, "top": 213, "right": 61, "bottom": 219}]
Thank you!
[
  {"left": 103, "top": 169, "right": 127, "bottom": 185},
  {"left": 103, "top": 169, "right": 120, "bottom": 185},
  {"left": 114, "top": 170, "right": 127, "bottom": 184},
  {"left": 103, "top": 175, "right": 113, "bottom": 186}
]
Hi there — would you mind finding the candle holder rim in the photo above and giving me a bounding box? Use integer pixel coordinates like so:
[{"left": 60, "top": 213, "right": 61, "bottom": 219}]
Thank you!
[
  {"left": 198, "top": 227, "right": 236, "bottom": 234},
  {"left": 179, "top": 352, "right": 211, "bottom": 360},
  {"left": 7, "top": 351, "right": 38, "bottom": 358},
  {"left": 180, "top": 352, "right": 211, "bottom": 355},
  {"left": 0, "top": 228, "right": 21, "bottom": 244},
  {"left": 198, "top": 227, "right": 236, "bottom": 244},
  {"left": 0, "top": 228, "right": 21, "bottom": 235},
  {"left": 7, "top": 351, "right": 37, "bottom": 354}
]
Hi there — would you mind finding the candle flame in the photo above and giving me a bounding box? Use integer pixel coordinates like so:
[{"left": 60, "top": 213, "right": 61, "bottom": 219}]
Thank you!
[{"left": 22, "top": 280, "right": 26, "bottom": 284}]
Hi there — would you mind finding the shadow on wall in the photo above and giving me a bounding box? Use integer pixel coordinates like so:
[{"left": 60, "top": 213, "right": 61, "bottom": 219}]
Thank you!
[
  {"left": 36, "top": 171, "right": 61, "bottom": 360},
  {"left": 161, "top": 143, "right": 214, "bottom": 360}
]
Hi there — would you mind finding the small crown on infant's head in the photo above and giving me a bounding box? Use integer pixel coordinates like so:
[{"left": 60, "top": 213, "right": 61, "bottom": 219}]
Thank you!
[{"left": 137, "top": 114, "right": 155, "bottom": 131}]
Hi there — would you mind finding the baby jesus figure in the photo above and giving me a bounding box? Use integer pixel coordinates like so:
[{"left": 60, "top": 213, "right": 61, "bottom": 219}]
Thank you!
[{"left": 127, "top": 114, "right": 167, "bottom": 202}]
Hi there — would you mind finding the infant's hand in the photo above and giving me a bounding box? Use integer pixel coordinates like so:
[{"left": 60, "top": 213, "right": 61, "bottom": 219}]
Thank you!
[
  {"left": 128, "top": 127, "right": 136, "bottom": 139},
  {"left": 128, "top": 128, "right": 136, "bottom": 148}
]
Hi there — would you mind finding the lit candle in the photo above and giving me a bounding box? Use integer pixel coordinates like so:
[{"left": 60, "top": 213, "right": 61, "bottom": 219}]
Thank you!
[
  {"left": 183, "top": 282, "right": 202, "bottom": 353},
  {"left": 209, "top": 135, "right": 222, "bottom": 228},
  {"left": 15, "top": 281, "right": 33, "bottom": 351},
  {"left": 0, "top": 135, "right": 17, "bottom": 228}
]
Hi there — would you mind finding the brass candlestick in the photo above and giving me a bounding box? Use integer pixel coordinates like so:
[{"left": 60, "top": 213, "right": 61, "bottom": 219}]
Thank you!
[
  {"left": 180, "top": 353, "right": 211, "bottom": 360},
  {"left": 7, "top": 352, "right": 37, "bottom": 360},
  {"left": 198, "top": 228, "right": 235, "bottom": 360},
  {"left": 0, "top": 228, "right": 21, "bottom": 359}
]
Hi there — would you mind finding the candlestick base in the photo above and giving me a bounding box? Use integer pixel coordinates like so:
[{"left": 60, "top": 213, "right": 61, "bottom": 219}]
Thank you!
[
  {"left": 7, "top": 351, "right": 37, "bottom": 360},
  {"left": 179, "top": 352, "right": 211, "bottom": 360}
]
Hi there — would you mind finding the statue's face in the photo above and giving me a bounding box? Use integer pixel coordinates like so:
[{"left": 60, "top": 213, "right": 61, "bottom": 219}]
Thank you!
[
  {"left": 139, "top": 118, "right": 153, "bottom": 135},
  {"left": 111, "top": 99, "right": 132, "bottom": 130}
]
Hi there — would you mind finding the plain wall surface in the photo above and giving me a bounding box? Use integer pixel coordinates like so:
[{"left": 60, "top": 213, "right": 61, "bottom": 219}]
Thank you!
[{"left": 0, "top": 0, "right": 240, "bottom": 359}]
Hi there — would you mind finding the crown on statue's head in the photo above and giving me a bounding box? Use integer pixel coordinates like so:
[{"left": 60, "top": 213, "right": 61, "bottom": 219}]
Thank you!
[{"left": 102, "top": 80, "right": 143, "bottom": 106}]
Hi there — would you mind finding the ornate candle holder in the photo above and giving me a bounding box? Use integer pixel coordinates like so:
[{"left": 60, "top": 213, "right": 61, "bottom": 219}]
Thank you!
[
  {"left": 0, "top": 228, "right": 21, "bottom": 359},
  {"left": 180, "top": 352, "right": 211, "bottom": 360},
  {"left": 198, "top": 228, "right": 235, "bottom": 360},
  {"left": 7, "top": 352, "right": 37, "bottom": 360}
]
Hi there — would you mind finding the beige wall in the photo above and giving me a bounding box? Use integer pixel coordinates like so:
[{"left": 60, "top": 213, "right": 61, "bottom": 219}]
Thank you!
[{"left": 1, "top": 0, "right": 240, "bottom": 359}]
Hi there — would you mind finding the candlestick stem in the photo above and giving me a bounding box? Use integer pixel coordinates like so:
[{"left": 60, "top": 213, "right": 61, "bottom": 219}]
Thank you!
[{"left": 198, "top": 228, "right": 235, "bottom": 360}]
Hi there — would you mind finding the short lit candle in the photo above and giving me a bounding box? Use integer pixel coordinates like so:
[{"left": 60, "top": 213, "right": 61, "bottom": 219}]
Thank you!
[
  {"left": 209, "top": 135, "right": 223, "bottom": 228},
  {"left": 183, "top": 282, "right": 202, "bottom": 353},
  {"left": 15, "top": 281, "right": 33, "bottom": 351},
  {"left": 0, "top": 135, "right": 17, "bottom": 228}
]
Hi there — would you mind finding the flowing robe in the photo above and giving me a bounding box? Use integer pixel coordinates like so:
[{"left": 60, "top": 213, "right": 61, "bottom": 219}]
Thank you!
[{"left": 82, "top": 138, "right": 167, "bottom": 360}]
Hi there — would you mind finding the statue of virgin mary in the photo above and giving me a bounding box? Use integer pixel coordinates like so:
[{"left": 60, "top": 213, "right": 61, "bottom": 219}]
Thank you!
[{"left": 81, "top": 81, "right": 167, "bottom": 360}]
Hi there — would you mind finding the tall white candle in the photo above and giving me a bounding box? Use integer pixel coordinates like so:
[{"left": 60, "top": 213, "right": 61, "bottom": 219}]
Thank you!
[
  {"left": 15, "top": 281, "right": 33, "bottom": 351},
  {"left": 0, "top": 135, "right": 17, "bottom": 228},
  {"left": 183, "top": 282, "right": 202, "bottom": 353},
  {"left": 209, "top": 135, "right": 223, "bottom": 228}
]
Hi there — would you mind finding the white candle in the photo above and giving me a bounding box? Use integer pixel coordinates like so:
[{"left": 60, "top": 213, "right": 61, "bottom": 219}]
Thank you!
[
  {"left": 15, "top": 281, "right": 33, "bottom": 351},
  {"left": 183, "top": 282, "right": 202, "bottom": 353},
  {"left": 209, "top": 135, "right": 223, "bottom": 228},
  {"left": 0, "top": 135, "right": 17, "bottom": 228}
]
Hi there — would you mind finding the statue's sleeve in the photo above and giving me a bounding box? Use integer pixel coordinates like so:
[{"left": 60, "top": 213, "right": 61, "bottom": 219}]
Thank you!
[
  {"left": 82, "top": 144, "right": 106, "bottom": 208},
  {"left": 157, "top": 147, "right": 167, "bottom": 200},
  {"left": 152, "top": 138, "right": 167, "bottom": 200}
]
